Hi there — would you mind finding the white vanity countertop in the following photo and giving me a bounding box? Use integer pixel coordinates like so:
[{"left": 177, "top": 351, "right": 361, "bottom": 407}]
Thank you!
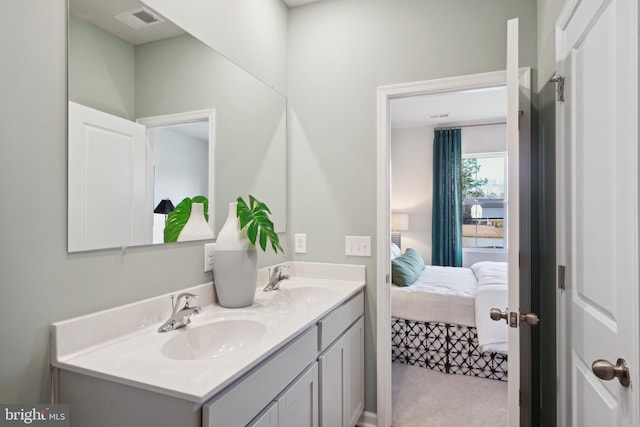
[{"left": 51, "top": 262, "right": 365, "bottom": 403}]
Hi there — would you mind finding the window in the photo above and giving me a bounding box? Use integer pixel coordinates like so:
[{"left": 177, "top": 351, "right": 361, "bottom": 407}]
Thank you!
[{"left": 461, "top": 153, "right": 506, "bottom": 249}]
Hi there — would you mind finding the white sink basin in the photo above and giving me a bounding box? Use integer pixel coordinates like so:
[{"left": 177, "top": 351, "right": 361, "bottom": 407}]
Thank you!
[{"left": 161, "top": 319, "right": 266, "bottom": 361}]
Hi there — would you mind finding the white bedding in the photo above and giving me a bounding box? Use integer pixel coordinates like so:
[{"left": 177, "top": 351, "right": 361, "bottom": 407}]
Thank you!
[
  {"left": 391, "top": 261, "right": 509, "bottom": 354},
  {"left": 391, "top": 265, "right": 478, "bottom": 327},
  {"left": 473, "top": 262, "right": 509, "bottom": 353}
]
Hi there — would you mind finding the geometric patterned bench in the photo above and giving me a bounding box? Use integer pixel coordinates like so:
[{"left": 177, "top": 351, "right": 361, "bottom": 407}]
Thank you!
[{"left": 391, "top": 317, "right": 508, "bottom": 382}]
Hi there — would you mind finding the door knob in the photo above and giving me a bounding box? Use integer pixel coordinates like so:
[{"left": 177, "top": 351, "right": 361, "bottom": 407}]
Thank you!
[
  {"left": 592, "top": 358, "right": 631, "bottom": 387},
  {"left": 490, "top": 308, "right": 508, "bottom": 323},
  {"left": 490, "top": 308, "right": 540, "bottom": 327},
  {"left": 520, "top": 311, "right": 539, "bottom": 326}
]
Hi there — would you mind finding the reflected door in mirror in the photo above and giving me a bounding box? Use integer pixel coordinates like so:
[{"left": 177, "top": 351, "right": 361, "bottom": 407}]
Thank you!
[{"left": 68, "top": 102, "right": 150, "bottom": 251}]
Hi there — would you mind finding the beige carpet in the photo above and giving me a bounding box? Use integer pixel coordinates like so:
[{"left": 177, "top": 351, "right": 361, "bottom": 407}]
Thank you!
[{"left": 392, "top": 362, "right": 508, "bottom": 427}]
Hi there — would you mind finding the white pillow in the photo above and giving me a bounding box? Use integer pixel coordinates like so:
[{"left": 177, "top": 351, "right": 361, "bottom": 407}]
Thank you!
[
  {"left": 390, "top": 242, "right": 402, "bottom": 259},
  {"left": 470, "top": 261, "right": 508, "bottom": 278}
]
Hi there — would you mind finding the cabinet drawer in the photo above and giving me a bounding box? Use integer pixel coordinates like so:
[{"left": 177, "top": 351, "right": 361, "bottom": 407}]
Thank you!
[
  {"left": 203, "top": 326, "right": 318, "bottom": 427},
  {"left": 318, "top": 291, "right": 364, "bottom": 352}
]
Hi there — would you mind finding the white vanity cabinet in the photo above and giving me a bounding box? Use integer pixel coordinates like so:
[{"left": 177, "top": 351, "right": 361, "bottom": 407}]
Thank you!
[
  {"left": 249, "top": 402, "right": 279, "bottom": 427},
  {"left": 203, "top": 327, "right": 318, "bottom": 427},
  {"left": 247, "top": 363, "right": 318, "bottom": 427},
  {"left": 52, "top": 275, "right": 365, "bottom": 427},
  {"left": 205, "top": 290, "right": 364, "bottom": 427},
  {"left": 318, "top": 294, "right": 365, "bottom": 427}
]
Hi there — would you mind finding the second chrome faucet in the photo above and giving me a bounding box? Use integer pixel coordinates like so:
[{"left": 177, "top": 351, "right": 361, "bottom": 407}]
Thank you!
[{"left": 263, "top": 266, "right": 291, "bottom": 292}]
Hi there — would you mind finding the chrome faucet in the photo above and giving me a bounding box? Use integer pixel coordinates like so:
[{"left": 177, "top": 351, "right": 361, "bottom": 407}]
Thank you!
[
  {"left": 157, "top": 292, "right": 202, "bottom": 333},
  {"left": 263, "top": 266, "right": 291, "bottom": 292}
]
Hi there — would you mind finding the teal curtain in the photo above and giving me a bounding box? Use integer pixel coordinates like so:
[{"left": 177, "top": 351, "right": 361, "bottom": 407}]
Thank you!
[{"left": 432, "top": 128, "right": 463, "bottom": 267}]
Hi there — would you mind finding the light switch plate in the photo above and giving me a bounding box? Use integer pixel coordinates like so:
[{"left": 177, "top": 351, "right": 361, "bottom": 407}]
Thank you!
[
  {"left": 345, "top": 236, "right": 371, "bottom": 256},
  {"left": 204, "top": 243, "right": 216, "bottom": 272}
]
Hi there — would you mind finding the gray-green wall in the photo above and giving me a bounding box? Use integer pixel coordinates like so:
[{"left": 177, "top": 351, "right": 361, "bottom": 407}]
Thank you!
[
  {"left": 0, "top": 0, "right": 287, "bottom": 404},
  {"left": 135, "top": 34, "right": 288, "bottom": 241},
  {"left": 2, "top": 0, "right": 567, "bottom": 419},
  {"left": 287, "top": 0, "right": 537, "bottom": 412},
  {"left": 68, "top": 18, "right": 288, "bottom": 256},
  {"left": 68, "top": 14, "right": 135, "bottom": 120}
]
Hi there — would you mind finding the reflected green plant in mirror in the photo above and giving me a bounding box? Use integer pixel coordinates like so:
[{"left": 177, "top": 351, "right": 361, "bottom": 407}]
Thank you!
[{"left": 164, "top": 196, "right": 210, "bottom": 243}]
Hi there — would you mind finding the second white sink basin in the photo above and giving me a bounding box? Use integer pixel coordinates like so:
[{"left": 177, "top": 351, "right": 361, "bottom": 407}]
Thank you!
[
  {"left": 277, "top": 286, "right": 333, "bottom": 304},
  {"left": 161, "top": 319, "right": 266, "bottom": 361}
]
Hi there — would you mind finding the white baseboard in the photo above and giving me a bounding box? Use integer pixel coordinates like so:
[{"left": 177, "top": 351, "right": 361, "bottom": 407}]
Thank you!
[{"left": 356, "top": 411, "right": 377, "bottom": 427}]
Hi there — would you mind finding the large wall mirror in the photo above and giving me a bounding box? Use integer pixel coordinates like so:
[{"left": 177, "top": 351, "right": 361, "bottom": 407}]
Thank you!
[{"left": 68, "top": 0, "right": 286, "bottom": 252}]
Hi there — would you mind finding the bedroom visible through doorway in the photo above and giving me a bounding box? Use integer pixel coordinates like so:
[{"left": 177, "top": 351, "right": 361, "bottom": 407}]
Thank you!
[
  {"left": 389, "top": 86, "right": 509, "bottom": 426},
  {"left": 376, "top": 66, "right": 533, "bottom": 427}
]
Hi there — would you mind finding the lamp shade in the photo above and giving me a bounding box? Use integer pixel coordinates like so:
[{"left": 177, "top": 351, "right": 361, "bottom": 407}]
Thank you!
[
  {"left": 154, "top": 199, "right": 175, "bottom": 214},
  {"left": 391, "top": 213, "right": 409, "bottom": 231}
]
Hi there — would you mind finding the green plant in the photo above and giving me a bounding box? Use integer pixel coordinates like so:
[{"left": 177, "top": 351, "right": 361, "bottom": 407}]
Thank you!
[
  {"left": 236, "top": 195, "right": 283, "bottom": 254},
  {"left": 164, "top": 196, "right": 209, "bottom": 243}
]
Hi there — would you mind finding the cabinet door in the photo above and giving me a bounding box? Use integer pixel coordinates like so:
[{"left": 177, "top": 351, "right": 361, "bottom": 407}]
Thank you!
[
  {"left": 319, "top": 335, "right": 347, "bottom": 427},
  {"left": 345, "top": 317, "right": 364, "bottom": 427},
  {"left": 277, "top": 363, "right": 318, "bottom": 427},
  {"left": 248, "top": 401, "right": 278, "bottom": 427}
]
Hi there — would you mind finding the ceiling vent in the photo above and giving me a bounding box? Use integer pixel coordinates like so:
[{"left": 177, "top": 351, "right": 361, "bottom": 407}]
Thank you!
[{"left": 115, "top": 7, "right": 164, "bottom": 30}]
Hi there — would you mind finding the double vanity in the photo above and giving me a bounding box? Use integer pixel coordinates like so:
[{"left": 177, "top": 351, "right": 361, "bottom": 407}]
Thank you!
[{"left": 51, "top": 262, "right": 365, "bottom": 427}]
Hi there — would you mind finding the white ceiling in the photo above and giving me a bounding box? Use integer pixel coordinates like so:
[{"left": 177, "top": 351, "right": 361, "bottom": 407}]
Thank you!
[
  {"left": 69, "top": 0, "right": 185, "bottom": 45},
  {"left": 71, "top": 0, "right": 324, "bottom": 44},
  {"left": 389, "top": 86, "right": 507, "bottom": 130}
]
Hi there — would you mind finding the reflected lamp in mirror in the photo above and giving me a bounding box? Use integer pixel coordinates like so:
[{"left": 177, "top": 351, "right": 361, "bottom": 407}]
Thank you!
[
  {"left": 154, "top": 199, "right": 175, "bottom": 224},
  {"left": 391, "top": 213, "right": 409, "bottom": 249}
]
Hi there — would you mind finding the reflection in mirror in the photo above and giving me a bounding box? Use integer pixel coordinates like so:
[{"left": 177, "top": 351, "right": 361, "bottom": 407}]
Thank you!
[{"left": 67, "top": 0, "right": 286, "bottom": 252}]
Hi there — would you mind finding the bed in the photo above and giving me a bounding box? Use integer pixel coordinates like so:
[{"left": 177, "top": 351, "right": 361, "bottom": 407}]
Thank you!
[{"left": 390, "top": 245, "right": 509, "bottom": 381}]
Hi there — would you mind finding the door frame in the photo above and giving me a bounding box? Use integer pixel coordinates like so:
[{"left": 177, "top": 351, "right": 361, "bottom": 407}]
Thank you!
[{"left": 376, "top": 68, "right": 531, "bottom": 427}]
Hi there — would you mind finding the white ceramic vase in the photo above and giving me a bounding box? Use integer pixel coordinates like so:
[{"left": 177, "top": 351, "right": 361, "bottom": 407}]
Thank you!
[
  {"left": 177, "top": 202, "right": 214, "bottom": 242},
  {"left": 213, "top": 202, "right": 258, "bottom": 308}
]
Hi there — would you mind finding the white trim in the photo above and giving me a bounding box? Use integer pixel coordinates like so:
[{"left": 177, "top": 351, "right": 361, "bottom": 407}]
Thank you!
[
  {"left": 554, "top": 2, "right": 576, "bottom": 425},
  {"left": 376, "top": 69, "right": 530, "bottom": 427},
  {"left": 137, "top": 109, "right": 217, "bottom": 235},
  {"left": 376, "top": 80, "right": 393, "bottom": 427},
  {"left": 356, "top": 410, "right": 377, "bottom": 427},
  {"left": 506, "top": 20, "right": 521, "bottom": 426}
]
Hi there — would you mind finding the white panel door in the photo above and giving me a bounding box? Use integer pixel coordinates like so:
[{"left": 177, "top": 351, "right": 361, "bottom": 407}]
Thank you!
[
  {"left": 556, "top": 0, "right": 639, "bottom": 426},
  {"left": 68, "top": 102, "right": 148, "bottom": 251},
  {"left": 506, "top": 18, "right": 521, "bottom": 427}
]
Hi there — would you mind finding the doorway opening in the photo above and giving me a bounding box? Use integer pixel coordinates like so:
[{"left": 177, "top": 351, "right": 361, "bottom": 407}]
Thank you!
[{"left": 376, "top": 69, "right": 531, "bottom": 427}]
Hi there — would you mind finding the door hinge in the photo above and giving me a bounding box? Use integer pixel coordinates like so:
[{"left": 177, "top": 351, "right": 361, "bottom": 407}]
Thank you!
[
  {"left": 558, "top": 265, "right": 566, "bottom": 290},
  {"left": 550, "top": 74, "right": 565, "bottom": 102}
]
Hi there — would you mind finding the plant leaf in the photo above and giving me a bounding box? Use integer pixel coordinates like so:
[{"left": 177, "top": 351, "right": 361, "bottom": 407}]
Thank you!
[{"left": 235, "top": 195, "right": 283, "bottom": 254}]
